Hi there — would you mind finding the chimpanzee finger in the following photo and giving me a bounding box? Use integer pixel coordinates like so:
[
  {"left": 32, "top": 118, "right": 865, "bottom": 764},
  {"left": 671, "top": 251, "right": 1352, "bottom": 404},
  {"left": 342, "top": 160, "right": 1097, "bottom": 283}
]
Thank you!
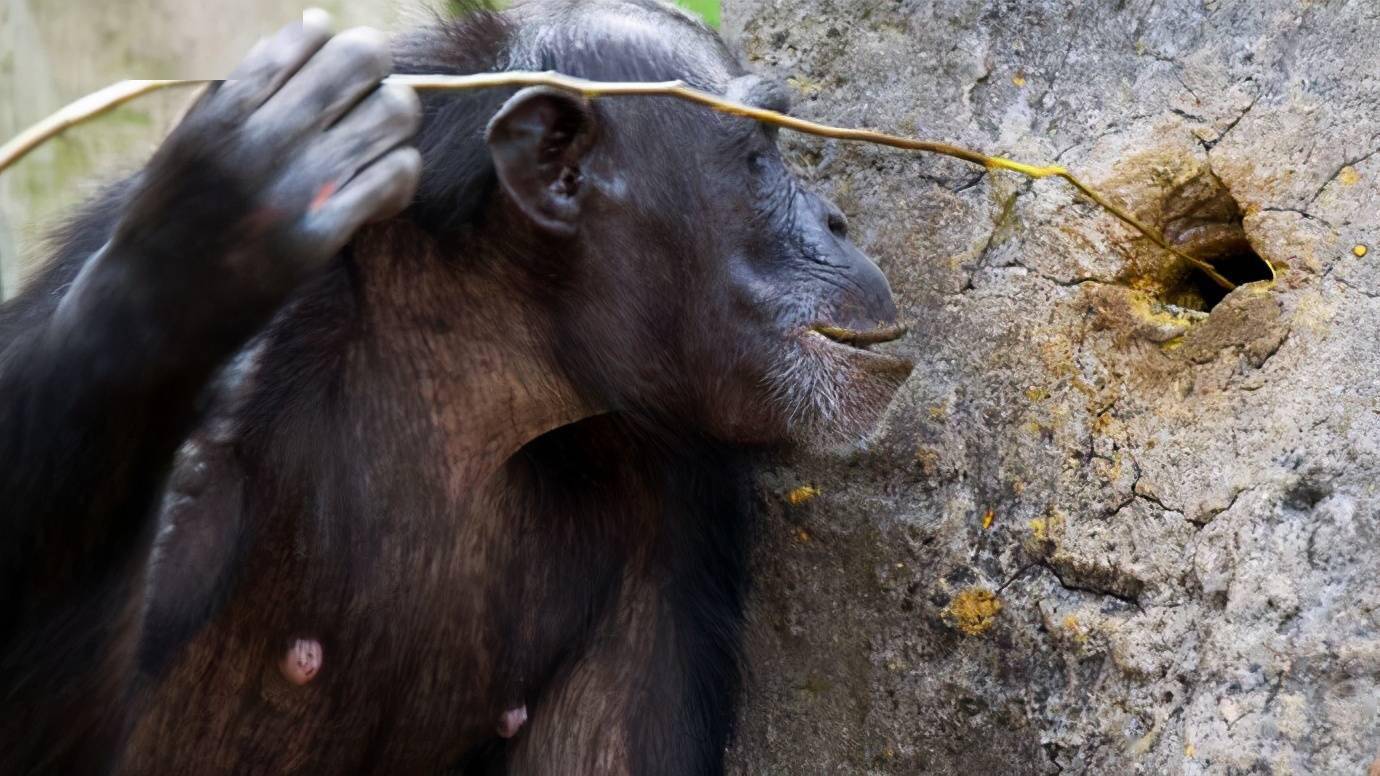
[
  {"left": 219, "top": 9, "right": 334, "bottom": 114},
  {"left": 252, "top": 27, "right": 393, "bottom": 138},
  {"left": 323, "top": 83, "right": 422, "bottom": 171},
  {"left": 300, "top": 147, "right": 421, "bottom": 258}
]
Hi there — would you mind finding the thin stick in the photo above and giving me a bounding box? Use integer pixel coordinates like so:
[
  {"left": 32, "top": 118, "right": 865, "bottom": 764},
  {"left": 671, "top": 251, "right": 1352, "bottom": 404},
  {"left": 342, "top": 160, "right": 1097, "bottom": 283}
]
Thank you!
[
  {"left": 0, "top": 80, "right": 213, "bottom": 174},
  {"left": 0, "top": 72, "right": 1250, "bottom": 289}
]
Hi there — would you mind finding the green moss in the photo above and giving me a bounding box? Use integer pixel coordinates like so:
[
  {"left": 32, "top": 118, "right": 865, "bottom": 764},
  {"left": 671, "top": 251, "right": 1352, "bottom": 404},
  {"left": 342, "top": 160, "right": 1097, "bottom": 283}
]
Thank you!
[{"left": 675, "top": 0, "right": 720, "bottom": 27}]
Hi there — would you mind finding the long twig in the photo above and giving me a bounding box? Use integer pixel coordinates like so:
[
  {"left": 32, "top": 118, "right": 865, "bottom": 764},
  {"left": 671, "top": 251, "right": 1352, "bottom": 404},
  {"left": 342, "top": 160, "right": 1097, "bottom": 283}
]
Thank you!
[
  {"left": 0, "top": 72, "right": 1248, "bottom": 289},
  {"left": 0, "top": 80, "right": 212, "bottom": 175}
]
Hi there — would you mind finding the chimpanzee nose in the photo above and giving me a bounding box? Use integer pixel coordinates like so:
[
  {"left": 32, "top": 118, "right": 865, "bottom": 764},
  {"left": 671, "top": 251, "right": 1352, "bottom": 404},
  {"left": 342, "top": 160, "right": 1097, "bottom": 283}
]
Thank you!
[
  {"left": 839, "top": 244, "right": 900, "bottom": 327},
  {"left": 809, "top": 196, "right": 898, "bottom": 329},
  {"left": 825, "top": 204, "right": 849, "bottom": 240}
]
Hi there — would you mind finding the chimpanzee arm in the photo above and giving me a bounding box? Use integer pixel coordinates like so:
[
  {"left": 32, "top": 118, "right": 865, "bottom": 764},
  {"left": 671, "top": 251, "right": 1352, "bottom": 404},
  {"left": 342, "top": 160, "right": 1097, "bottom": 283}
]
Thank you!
[{"left": 0, "top": 12, "right": 420, "bottom": 772}]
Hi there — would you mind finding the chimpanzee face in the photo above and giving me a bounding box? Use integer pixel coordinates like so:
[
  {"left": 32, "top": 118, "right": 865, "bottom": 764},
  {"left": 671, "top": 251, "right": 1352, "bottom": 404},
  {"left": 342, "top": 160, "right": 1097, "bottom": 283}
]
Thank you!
[
  {"left": 690, "top": 74, "right": 914, "bottom": 446},
  {"left": 484, "top": 15, "right": 912, "bottom": 448}
]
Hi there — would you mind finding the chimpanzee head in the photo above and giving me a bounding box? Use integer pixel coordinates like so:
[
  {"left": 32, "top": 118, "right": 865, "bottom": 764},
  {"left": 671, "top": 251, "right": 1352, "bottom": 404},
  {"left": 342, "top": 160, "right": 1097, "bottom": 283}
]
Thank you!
[{"left": 404, "top": 0, "right": 912, "bottom": 447}]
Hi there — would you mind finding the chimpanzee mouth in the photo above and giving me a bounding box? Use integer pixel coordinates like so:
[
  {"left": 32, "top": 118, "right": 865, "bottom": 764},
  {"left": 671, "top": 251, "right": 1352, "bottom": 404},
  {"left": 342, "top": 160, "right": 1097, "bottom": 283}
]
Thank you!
[
  {"left": 810, "top": 323, "right": 908, "bottom": 350},
  {"left": 806, "top": 323, "right": 913, "bottom": 372}
]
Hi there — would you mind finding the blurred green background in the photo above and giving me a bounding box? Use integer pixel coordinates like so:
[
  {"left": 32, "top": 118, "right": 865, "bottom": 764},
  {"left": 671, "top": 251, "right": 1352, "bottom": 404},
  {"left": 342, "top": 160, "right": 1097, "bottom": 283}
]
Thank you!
[
  {"left": 0, "top": 0, "right": 720, "bottom": 298},
  {"left": 676, "top": 0, "right": 719, "bottom": 27}
]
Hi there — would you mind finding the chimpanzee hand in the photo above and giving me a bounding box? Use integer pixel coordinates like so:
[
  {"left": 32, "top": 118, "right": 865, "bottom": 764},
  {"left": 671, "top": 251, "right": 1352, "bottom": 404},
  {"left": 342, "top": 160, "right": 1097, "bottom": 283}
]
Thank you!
[{"left": 105, "top": 9, "right": 421, "bottom": 322}]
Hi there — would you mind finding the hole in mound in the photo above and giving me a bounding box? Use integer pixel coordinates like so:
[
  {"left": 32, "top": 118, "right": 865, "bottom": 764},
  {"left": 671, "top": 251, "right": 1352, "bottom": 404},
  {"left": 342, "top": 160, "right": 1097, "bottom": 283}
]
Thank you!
[
  {"left": 1158, "top": 173, "right": 1273, "bottom": 312},
  {"left": 1162, "top": 239, "right": 1271, "bottom": 311}
]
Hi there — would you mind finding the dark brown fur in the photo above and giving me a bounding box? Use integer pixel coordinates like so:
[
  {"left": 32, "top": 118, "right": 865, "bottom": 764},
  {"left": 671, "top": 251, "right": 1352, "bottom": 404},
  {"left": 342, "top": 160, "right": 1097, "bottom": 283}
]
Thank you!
[{"left": 0, "top": 2, "right": 907, "bottom": 772}]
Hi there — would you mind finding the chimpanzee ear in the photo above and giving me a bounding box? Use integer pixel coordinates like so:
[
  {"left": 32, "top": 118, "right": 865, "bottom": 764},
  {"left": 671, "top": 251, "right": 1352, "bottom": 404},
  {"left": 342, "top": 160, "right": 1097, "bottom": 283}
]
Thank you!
[{"left": 485, "top": 86, "right": 598, "bottom": 238}]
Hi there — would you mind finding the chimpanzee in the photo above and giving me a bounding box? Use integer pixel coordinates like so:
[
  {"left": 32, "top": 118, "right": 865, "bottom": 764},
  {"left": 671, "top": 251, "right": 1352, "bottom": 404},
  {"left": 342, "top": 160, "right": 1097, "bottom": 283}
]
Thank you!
[{"left": 0, "top": 1, "right": 911, "bottom": 773}]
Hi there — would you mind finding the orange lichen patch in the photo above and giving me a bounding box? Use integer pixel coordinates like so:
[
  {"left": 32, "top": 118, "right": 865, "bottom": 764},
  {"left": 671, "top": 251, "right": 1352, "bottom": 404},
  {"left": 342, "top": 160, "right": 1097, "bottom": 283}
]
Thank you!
[
  {"left": 1354, "top": 244, "right": 1369, "bottom": 258},
  {"left": 928, "top": 404, "right": 948, "bottom": 420},
  {"left": 1061, "top": 614, "right": 1090, "bottom": 645},
  {"left": 1011, "top": 71, "right": 1027, "bottom": 87},
  {"left": 795, "top": 528, "right": 812, "bottom": 543},
  {"left": 1185, "top": 743, "right": 1197, "bottom": 759},
  {"left": 1093, "top": 453, "right": 1124, "bottom": 482},
  {"left": 1028, "top": 509, "right": 1066, "bottom": 543},
  {"left": 785, "top": 485, "right": 819, "bottom": 505},
  {"left": 943, "top": 587, "right": 1002, "bottom": 636},
  {"left": 981, "top": 509, "right": 995, "bottom": 530},
  {"left": 1338, "top": 165, "right": 1361, "bottom": 186},
  {"left": 1128, "top": 273, "right": 1163, "bottom": 294},
  {"left": 1024, "top": 386, "right": 1049, "bottom": 402}
]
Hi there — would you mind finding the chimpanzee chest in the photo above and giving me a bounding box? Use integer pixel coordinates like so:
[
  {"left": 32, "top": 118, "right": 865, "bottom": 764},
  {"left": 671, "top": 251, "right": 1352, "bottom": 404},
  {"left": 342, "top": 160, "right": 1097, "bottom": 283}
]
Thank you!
[{"left": 123, "top": 491, "right": 599, "bottom": 774}]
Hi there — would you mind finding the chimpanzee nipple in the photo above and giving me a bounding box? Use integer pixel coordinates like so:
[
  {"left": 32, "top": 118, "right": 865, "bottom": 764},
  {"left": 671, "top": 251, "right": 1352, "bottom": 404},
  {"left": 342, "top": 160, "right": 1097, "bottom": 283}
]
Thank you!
[
  {"left": 497, "top": 705, "right": 528, "bottom": 738},
  {"left": 279, "top": 638, "right": 323, "bottom": 685}
]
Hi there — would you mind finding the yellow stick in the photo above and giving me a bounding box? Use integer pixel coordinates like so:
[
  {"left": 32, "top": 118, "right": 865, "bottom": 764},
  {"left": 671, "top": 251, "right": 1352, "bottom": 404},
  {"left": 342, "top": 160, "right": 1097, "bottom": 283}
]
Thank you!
[
  {"left": 0, "top": 72, "right": 1246, "bottom": 289},
  {"left": 0, "top": 80, "right": 212, "bottom": 175}
]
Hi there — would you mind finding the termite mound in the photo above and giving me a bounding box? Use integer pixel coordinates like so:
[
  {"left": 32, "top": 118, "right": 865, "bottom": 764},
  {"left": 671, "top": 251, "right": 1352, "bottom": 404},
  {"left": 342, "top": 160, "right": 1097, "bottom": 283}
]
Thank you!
[
  {"left": 1121, "top": 168, "right": 1274, "bottom": 312},
  {"left": 1078, "top": 156, "right": 1290, "bottom": 380}
]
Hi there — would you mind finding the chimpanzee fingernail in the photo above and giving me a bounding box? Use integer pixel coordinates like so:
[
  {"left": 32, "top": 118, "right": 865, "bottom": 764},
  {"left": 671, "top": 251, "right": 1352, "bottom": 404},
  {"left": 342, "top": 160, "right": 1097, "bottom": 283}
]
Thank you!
[
  {"left": 303, "top": 8, "right": 333, "bottom": 33},
  {"left": 310, "top": 180, "right": 340, "bottom": 214}
]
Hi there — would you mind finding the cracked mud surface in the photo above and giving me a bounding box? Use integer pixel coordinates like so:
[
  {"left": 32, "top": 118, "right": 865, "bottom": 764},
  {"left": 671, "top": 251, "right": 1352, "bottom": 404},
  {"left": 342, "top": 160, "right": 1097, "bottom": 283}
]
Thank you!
[{"left": 724, "top": 1, "right": 1380, "bottom": 773}]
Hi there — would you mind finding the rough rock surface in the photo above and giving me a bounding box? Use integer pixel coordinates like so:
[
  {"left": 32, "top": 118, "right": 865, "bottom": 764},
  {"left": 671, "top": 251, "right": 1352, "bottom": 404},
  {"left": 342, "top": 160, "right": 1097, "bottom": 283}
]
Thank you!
[{"left": 723, "top": 1, "right": 1380, "bottom": 774}]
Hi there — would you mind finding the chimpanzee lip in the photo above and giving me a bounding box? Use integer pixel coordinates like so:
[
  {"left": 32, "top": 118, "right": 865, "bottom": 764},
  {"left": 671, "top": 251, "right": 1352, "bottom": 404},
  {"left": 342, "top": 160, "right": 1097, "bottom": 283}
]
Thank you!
[
  {"left": 810, "top": 323, "right": 909, "bottom": 349},
  {"left": 805, "top": 323, "right": 914, "bottom": 375}
]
